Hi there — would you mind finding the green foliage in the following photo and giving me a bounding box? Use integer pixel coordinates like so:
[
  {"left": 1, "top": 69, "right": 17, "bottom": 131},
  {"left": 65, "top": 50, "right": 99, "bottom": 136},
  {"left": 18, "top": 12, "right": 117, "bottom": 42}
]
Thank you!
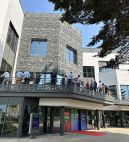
[{"left": 48, "top": 0, "right": 129, "bottom": 59}]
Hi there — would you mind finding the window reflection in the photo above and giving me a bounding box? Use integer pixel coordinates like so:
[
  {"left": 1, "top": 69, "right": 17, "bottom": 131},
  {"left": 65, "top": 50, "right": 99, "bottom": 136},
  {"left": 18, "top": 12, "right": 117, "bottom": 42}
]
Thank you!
[
  {"left": 65, "top": 46, "right": 77, "bottom": 64},
  {"left": 6, "top": 22, "right": 19, "bottom": 53},
  {"left": 109, "top": 85, "right": 117, "bottom": 99},
  {"left": 120, "top": 85, "right": 129, "bottom": 100},
  {"left": 31, "top": 40, "right": 47, "bottom": 57},
  {"left": 0, "top": 105, "right": 20, "bottom": 137},
  {"left": 36, "top": 73, "right": 62, "bottom": 85}
]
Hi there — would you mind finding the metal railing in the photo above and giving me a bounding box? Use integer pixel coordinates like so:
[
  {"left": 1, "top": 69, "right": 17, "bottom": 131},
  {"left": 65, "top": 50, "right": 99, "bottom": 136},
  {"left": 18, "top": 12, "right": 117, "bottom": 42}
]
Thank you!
[{"left": 0, "top": 77, "right": 115, "bottom": 102}]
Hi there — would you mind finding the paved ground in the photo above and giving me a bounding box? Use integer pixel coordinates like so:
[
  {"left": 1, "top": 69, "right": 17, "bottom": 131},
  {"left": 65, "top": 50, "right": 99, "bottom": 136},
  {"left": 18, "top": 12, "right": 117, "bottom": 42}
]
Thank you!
[{"left": 0, "top": 128, "right": 129, "bottom": 142}]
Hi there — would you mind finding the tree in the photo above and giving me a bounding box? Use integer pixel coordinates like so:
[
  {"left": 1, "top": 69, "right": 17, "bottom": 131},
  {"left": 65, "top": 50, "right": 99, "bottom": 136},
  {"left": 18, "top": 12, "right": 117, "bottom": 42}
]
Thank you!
[{"left": 48, "top": 0, "right": 129, "bottom": 62}]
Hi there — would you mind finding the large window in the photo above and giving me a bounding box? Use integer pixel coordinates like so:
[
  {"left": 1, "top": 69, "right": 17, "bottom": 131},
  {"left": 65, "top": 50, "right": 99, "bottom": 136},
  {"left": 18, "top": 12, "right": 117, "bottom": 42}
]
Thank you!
[
  {"left": 31, "top": 40, "right": 47, "bottom": 57},
  {"left": 83, "top": 66, "right": 95, "bottom": 78},
  {"left": 99, "top": 61, "right": 113, "bottom": 72},
  {"left": 0, "top": 105, "right": 20, "bottom": 137},
  {"left": 6, "top": 22, "right": 19, "bottom": 52},
  {"left": 120, "top": 85, "right": 129, "bottom": 100},
  {"left": 99, "top": 61, "right": 107, "bottom": 72},
  {"left": 65, "top": 46, "right": 77, "bottom": 64},
  {"left": 109, "top": 85, "right": 117, "bottom": 99}
]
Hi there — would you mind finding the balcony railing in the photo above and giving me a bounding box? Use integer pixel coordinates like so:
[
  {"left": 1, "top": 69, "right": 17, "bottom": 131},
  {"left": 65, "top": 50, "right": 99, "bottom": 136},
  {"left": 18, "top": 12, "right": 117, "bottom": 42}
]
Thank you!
[{"left": 0, "top": 77, "right": 115, "bottom": 102}]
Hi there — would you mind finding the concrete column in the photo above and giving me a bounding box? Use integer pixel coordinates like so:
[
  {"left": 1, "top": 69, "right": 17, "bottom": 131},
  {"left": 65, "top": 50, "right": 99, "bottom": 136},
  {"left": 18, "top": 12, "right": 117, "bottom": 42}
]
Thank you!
[
  {"left": 96, "top": 109, "right": 100, "bottom": 130},
  {"left": 119, "top": 111, "right": 124, "bottom": 127},
  {"left": 78, "top": 109, "right": 81, "bottom": 130},
  {"left": 85, "top": 110, "right": 88, "bottom": 129},
  {"left": 17, "top": 98, "right": 25, "bottom": 137},
  {"left": 60, "top": 106, "right": 64, "bottom": 136},
  {"left": 102, "top": 111, "right": 106, "bottom": 128},
  {"left": 50, "top": 107, "right": 54, "bottom": 134},
  {"left": 42, "top": 107, "right": 48, "bottom": 133}
]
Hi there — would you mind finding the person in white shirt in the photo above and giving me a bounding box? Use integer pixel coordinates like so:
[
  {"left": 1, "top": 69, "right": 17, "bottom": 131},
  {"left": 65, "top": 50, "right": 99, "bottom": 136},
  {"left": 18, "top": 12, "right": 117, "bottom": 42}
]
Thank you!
[
  {"left": 0, "top": 71, "right": 10, "bottom": 85},
  {"left": 76, "top": 75, "right": 81, "bottom": 86},
  {"left": 67, "top": 72, "right": 73, "bottom": 85},
  {"left": 39, "top": 73, "right": 45, "bottom": 85},
  {"left": 16, "top": 70, "right": 24, "bottom": 84},
  {"left": 98, "top": 80, "right": 102, "bottom": 93}
]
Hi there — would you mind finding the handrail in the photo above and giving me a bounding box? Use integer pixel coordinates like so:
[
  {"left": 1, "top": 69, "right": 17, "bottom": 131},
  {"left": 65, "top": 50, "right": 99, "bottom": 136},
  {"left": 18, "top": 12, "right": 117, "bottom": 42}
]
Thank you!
[{"left": 0, "top": 77, "right": 115, "bottom": 102}]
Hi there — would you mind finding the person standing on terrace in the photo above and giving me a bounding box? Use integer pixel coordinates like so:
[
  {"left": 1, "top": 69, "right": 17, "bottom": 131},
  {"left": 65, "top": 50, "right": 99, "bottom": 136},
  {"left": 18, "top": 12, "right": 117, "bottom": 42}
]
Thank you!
[
  {"left": 0, "top": 71, "right": 10, "bottom": 87},
  {"left": 51, "top": 70, "right": 57, "bottom": 90},
  {"left": 16, "top": 70, "right": 24, "bottom": 84},
  {"left": 67, "top": 72, "right": 73, "bottom": 85},
  {"left": 76, "top": 75, "right": 81, "bottom": 87},
  {"left": 23, "top": 70, "right": 30, "bottom": 84}
]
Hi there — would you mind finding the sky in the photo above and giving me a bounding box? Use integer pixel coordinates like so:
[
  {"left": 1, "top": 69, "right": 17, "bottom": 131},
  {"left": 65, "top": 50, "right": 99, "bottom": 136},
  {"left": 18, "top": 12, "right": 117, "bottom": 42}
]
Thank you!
[{"left": 20, "top": 0, "right": 102, "bottom": 48}]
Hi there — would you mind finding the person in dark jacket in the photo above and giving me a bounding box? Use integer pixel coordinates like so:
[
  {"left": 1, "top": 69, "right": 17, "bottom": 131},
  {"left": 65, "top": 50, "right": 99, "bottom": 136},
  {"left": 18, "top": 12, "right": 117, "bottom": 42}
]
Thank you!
[{"left": 51, "top": 71, "right": 57, "bottom": 89}]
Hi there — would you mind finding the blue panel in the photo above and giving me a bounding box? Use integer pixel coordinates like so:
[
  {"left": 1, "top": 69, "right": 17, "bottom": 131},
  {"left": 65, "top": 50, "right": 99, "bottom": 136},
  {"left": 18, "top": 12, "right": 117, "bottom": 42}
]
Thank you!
[{"left": 81, "top": 111, "right": 87, "bottom": 130}]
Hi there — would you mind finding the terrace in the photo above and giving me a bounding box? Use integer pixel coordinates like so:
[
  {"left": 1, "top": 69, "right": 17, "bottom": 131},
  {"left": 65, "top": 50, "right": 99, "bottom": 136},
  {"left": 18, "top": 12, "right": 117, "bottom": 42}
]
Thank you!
[{"left": 0, "top": 77, "right": 115, "bottom": 105}]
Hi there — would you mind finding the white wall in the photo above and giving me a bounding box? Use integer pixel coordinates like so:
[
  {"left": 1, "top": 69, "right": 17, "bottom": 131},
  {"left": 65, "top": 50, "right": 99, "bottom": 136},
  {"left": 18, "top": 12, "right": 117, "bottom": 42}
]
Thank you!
[
  {"left": 116, "top": 70, "right": 129, "bottom": 100},
  {"left": 0, "top": 0, "right": 10, "bottom": 67},
  {"left": 83, "top": 50, "right": 116, "bottom": 83},
  {"left": 83, "top": 49, "right": 129, "bottom": 100},
  {"left": 99, "top": 70, "right": 121, "bottom": 99},
  {"left": 119, "top": 64, "right": 129, "bottom": 70},
  {"left": 0, "top": 0, "right": 24, "bottom": 74},
  {"left": 99, "top": 69, "right": 129, "bottom": 100}
]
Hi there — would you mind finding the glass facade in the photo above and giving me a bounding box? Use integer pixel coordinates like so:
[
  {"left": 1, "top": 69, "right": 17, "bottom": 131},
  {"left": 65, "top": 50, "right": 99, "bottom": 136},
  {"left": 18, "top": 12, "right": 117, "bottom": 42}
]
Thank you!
[
  {"left": 83, "top": 66, "right": 95, "bottom": 78},
  {"left": 120, "top": 85, "right": 129, "bottom": 100},
  {"left": 31, "top": 40, "right": 47, "bottom": 57},
  {"left": 65, "top": 46, "right": 77, "bottom": 64},
  {"left": 6, "top": 22, "right": 19, "bottom": 53},
  {"left": 99, "top": 61, "right": 113, "bottom": 72},
  {"left": 36, "top": 73, "right": 63, "bottom": 85},
  {"left": 0, "top": 105, "right": 20, "bottom": 137},
  {"left": 109, "top": 85, "right": 117, "bottom": 99}
]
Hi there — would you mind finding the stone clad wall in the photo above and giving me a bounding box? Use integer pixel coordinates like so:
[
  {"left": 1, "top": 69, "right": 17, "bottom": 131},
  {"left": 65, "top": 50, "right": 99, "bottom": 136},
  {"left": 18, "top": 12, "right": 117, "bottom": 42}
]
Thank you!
[
  {"left": 17, "top": 13, "right": 82, "bottom": 77},
  {"left": 58, "top": 21, "right": 82, "bottom": 77}
]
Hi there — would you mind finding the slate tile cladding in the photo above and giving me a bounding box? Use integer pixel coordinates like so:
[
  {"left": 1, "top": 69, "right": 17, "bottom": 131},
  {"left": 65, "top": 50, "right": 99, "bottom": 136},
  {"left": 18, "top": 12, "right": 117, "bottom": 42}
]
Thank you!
[{"left": 17, "top": 13, "right": 82, "bottom": 77}]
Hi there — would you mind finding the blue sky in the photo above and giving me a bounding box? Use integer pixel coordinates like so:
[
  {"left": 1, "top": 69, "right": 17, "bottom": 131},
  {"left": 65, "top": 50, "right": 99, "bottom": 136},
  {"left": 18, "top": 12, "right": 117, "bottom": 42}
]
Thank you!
[{"left": 20, "top": 0, "right": 102, "bottom": 48}]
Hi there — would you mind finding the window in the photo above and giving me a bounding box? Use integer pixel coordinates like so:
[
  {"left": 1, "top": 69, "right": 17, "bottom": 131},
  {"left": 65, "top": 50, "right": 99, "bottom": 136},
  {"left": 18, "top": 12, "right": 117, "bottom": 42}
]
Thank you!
[
  {"left": 99, "top": 61, "right": 107, "bottom": 72},
  {"left": 83, "top": 66, "right": 95, "bottom": 78},
  {"left": 99, "top": 61, "right": 113, "bottom": 72},
  {"left": 6, "top": 22, "right": 19, "bottom": 52},
  {"left": 120, "top": 85, "right": 129, "bottom": 100},
  {"left": 31, "top": 40, "right": 47, "bottom": 57},
  {"left": 109, "top": 85, "right": 117, "bottom": 99},
  {"left": 65, "top": 46, "right": 77, "bottom": 64},
  {"left": 0, "top": 105, "right": 20, "bottom": 137},
  {"left": 0, "top": 59, "right": 12, "bottom": 72}
]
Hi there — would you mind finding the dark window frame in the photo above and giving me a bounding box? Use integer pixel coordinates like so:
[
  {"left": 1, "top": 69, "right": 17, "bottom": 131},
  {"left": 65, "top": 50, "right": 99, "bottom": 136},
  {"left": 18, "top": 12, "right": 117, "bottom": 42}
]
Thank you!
[
  {"left": 109, "top": 85, "right": 117, "bottom": 99},
  {"left": 83, "top": 66, "right": 95, "bottom": 78},
  {"left": 6, "top": 21, "right": 19, "bottom": 53},
  {"left": 120, "top": 85, "right": 129, "bottom": 100},
  {"left": 65, "top": 45, "right": 77, "bottom": 64},
  {"left": 31, "top": 39, "right": 48, "bottom": 57}
]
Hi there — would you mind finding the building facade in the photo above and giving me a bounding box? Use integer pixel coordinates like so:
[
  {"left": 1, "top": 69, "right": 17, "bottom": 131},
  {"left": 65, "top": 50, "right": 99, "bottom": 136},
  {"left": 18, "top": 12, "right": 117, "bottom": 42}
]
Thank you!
[
  {"left": 0, "top": 0, "right": 24, "bottom": 76},
  {"left": 83, "top": 48, "right": 129, "bottom": 127},
  {"left": 17, "top": 13, "right": 82, "bottom": 77},
  {"left": 0, "top": 0, "right": 129, "bottom": 139}
]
